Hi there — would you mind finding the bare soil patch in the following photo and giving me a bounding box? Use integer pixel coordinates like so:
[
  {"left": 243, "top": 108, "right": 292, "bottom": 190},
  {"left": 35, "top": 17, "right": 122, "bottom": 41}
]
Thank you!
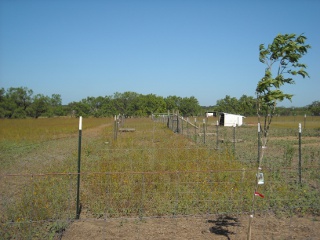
[{"left": 62, "top": 214, "right": 320, "bottom": 240}]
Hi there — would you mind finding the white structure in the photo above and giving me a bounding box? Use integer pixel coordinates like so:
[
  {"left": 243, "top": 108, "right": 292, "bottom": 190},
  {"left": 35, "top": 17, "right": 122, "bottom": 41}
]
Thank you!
[
  {"left": 219, "top": 113, "right": 245, "bottom": 127},
  {"left": 205, "top": 112, "right": 217, "bottom": 117}
]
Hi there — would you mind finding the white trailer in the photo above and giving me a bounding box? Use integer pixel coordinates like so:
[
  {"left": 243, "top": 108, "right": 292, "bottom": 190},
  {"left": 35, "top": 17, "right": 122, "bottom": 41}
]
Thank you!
[{"left": 219, "top": 113, "right": 244, "bottom": 127}]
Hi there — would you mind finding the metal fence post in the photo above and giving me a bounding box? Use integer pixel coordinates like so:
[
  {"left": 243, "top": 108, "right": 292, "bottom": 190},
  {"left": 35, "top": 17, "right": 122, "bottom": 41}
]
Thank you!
[
  {"left": 76, "top": 116, "right": 82, "bottom": 219},
  {"left": 258, "top": 123, "right": 261, "bottom": 164},
  {"left": 194, "top": 118, "right": 197, "bottom": 143},
  {"left": 299, "top": 123, "right": 302, "bottom": 185},
  {"left": 216, "top": 120, "right": 219, "bottom": 150},
  {"left": 113, "top": 115, "right": 118, "bottom": 141},
  {"left": 203, "top": 119, "right": 206, "bottom": 144},
  {"left": 233, "top": 124, "right": 236, "bottom": 157}
]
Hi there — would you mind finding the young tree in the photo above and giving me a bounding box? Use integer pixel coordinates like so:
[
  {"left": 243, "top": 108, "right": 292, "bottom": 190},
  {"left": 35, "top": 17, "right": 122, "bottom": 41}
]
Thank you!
[
  {"left": 248, "top": 33, "right": 311, "bottom": 240},
  {"left": 256, "top": 33, "right": 311, "bottom": 140}
]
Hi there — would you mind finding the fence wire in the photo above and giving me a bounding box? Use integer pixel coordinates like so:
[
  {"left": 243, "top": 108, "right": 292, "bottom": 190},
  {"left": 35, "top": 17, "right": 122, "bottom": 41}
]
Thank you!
[{"left": 1, "top": 116, "right": 320, "bottom": 239}]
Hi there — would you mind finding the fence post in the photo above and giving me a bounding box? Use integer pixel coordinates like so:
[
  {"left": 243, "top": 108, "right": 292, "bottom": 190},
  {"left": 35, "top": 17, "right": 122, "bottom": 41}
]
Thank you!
[
  {"left": 258, "top": 123, "right": 261, "bottom": 164},
  {"left": 216, "top": 120, "right": 219, "bottom": 150},
  {"left": 299, "top": 123, "right": 302, "bottom": 185},
  {"left": 194, "top": 118, "right": 197, "bottom": 143},
  {"left": 206, "top": 115, "right": 208, "bottom": 132},
  {"left": 233, "top": 124, "right": 236, "bottom": 157},
  {"left": 171, "top": 111, "right": 174, "bottom": 131},
  {"left": 176, "top": 111, "right": 179, "bottom": 133},
  {"left": 203, "top": 119, "right": 206, "bottom": 144},
  {"left": 113, "top": 115, "right": 118, "bottom": 141},
  {"left": 181, "top": 117, "right": 184, "bottom": 135},
  {"left": 76, "top": 116, "right": 82, "bottom": 219},
  {"left": 187, "top": 117, "right": 189, "bottom": 137}
]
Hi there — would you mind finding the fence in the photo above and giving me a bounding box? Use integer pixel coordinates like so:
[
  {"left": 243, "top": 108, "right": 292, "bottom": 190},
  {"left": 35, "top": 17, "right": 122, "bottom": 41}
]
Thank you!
[{"left": 1, "top": 117, "right": 320, "bottom": 239}]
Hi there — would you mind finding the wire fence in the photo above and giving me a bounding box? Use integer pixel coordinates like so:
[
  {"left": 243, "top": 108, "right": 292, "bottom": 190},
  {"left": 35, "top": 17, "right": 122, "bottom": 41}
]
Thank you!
[{"left": 1, "top": 116, "right": 320, "bottom": 239}]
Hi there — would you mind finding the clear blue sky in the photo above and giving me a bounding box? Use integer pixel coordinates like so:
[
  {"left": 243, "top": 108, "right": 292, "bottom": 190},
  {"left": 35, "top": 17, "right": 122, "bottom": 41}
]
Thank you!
[{"left": 0, "top": 0, "right": 319, "bottom": 107}]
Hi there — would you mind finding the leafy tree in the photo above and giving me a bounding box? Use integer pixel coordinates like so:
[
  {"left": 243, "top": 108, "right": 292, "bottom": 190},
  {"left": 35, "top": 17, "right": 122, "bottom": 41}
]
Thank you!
[
  {"left": 179, "top": 96, "right": 201, "bottom": 116},
  {"left": 41, "top": 94, "right": 64, "bottom": 117},
  {"left": 164, "top": 95, "right": 182, "bottom": 112},
  {"left": 100, "top": 96, "right": 117, "bottom": 117},
  {"left": 12, "top": 108, "right": 27, "bottom": 118},
  {"left": 142, "top": 94, "right": 166, "bottom": 116},
  {"left": 256, "top": 33, "right": 311, "bottom": 139},
  {"left": 308, "top": 101, "right": 320, "bottom": 116},
  {"left": 8, "top": 87, "right": 33, "bottom": 110},
  {"left": 238, "top": 95, "right": 256, "bottom": 116},
  {"left": 113, "top": 91, "right": 140, "bottom": 116},
  {"left": 0, "top": 88, "right": 7, "bottom": 118},
  {"left": 68, "top": 101, "right": 90, "bottom": 117},
  {"left": 28, "top": 94, "right": 50, "bottom": 118},
  {"left": 215, "top": 95, "right": 239, "bottom": 114},
  {"left": 248, "top": 33, "right": 311, "bottom": 239},
  {"left": 1, "top": 87, "right": 33, "bottom": 118}
]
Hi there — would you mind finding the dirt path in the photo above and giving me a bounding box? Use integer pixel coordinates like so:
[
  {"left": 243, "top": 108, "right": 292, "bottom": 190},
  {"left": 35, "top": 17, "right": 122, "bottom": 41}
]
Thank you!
[{"left": 62, "top": 213, "right": 320, "bottom": 239}]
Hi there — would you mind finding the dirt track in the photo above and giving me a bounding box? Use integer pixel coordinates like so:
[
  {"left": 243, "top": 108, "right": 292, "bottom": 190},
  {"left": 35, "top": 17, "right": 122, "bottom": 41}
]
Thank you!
[{"left": 62, "top": 213, "right": 320, "bottom": 239}]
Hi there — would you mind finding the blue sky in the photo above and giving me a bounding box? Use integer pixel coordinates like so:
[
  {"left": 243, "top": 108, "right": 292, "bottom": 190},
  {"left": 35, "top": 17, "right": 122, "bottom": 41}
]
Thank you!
[{"left": 0, "top": 0, "right": 319, "bottom": 107}]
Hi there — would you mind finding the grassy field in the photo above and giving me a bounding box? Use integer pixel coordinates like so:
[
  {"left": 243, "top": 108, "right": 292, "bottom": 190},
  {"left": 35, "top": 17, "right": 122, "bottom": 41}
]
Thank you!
[{"left": 0, "top": 116, "right": 319, "bottom": 239}]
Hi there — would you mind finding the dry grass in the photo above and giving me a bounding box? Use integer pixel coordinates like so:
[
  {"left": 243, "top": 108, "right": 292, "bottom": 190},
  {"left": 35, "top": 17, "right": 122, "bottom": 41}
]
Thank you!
[{"left": 1, "top": 116, "right": 319, "bottom": 239}]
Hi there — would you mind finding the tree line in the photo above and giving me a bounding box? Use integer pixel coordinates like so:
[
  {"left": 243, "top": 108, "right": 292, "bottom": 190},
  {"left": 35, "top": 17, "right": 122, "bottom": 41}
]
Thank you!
[
  {"left": 1, "top": 87, "right": 319, "bottom": 119},
  {"left": 0, "top": 87, "right": 201, "bottom": 118},
  {"left": 0, "top": 87, "right": 64, "bottom": 118},
  {"left": 68, "top": 92, "right": 201, "bottom": 117},
  {"left": 204, "top": 94, "right": 320, "bottom": 117}
]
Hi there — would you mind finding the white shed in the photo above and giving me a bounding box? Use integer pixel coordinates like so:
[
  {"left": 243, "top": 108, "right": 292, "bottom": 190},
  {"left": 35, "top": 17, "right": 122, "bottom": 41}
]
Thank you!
[
  {"left": 219, "top": 113, "right": 245, "bottom": 127},
  {"left": 205, "top": 111, "right": 217, "bottom": 117}
]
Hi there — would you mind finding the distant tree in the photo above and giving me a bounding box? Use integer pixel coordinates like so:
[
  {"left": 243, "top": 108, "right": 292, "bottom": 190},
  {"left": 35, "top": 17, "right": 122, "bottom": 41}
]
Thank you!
[
  {"left": 276, "top": 106, "right": 292, "bottom": 116},
  {"left": 308, "top": 101, "right": 320, "bottom": 116},
  {"left": 43, "top": 94, "right": 65, "bottom": 117},
  {"left": 238, "top": 95, "right": 256, "bottom": 116},
  {"left": 100, "top": 96, "right": 117, "bottom": 117},
  {"left": 140, "top": 94, "right": 166, "bottom": 116},
  {"left": 9, "top": 87, "right": 33, "bottom": 111},
  {"left": 0, "top": 88, "right": 7, "bottom": 118},
  {"left": 113, "top": 91, "right": 140, "bottom": 116},
  {"left": 179, "top": 96, "right": 201, "bottom": 116},
  {"left": 12, "top": 108, "right": 27, "bottom": 119},
  {"left": 1, "top": 87, "right": 33, "bottom": 118},
  {"left": 165, "top": 96, "right": 182, "bottom": 112},
  {"left": 215, "top": 95, "right": 239, "bottom": 114},
  {"left": 81, "top": 96, "right": 99, "bottom": 116},
  {"left": 68, "top": 101, "right": 91, "bottom": 117},
  {"left": 28, "top": 94, "right": 50, "bottom": 118}
]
